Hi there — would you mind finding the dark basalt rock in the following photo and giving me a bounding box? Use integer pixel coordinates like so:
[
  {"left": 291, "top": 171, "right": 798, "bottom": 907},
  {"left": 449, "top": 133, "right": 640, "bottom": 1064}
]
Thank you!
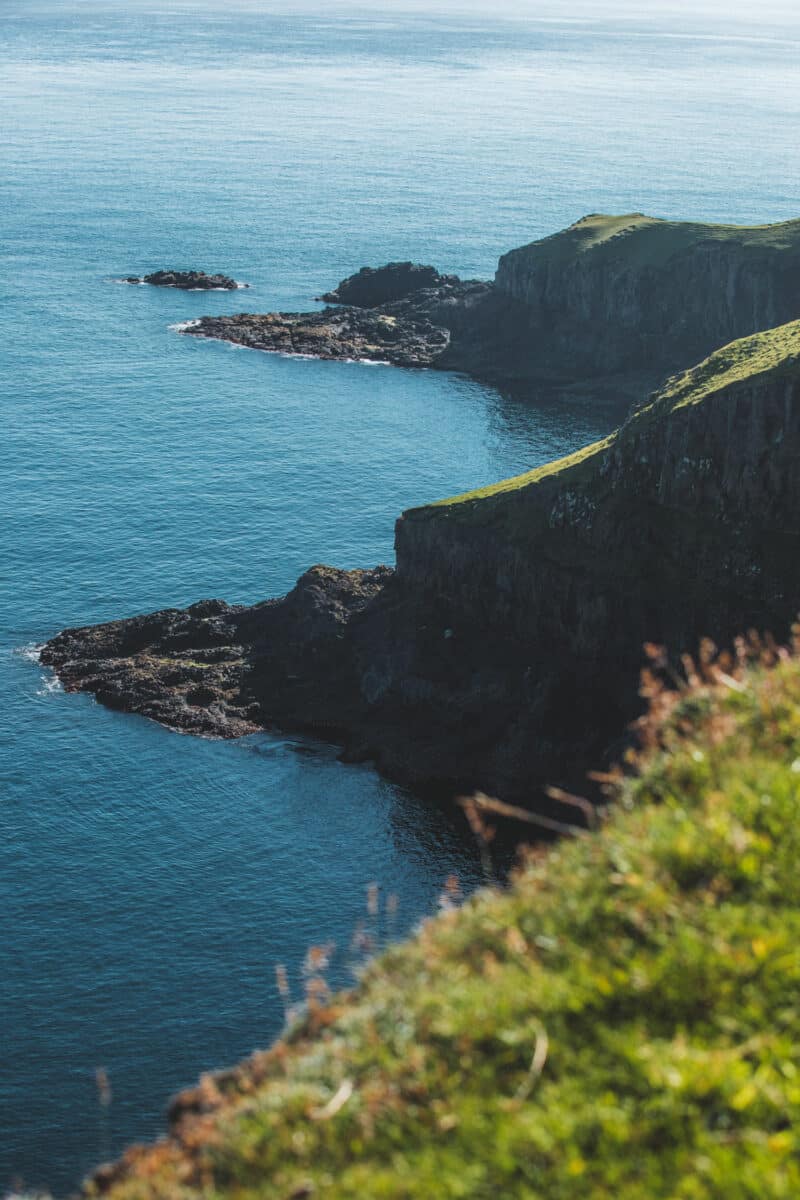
[
  {"left": 183, "top": 276, "right": 495, "bottom": 369},
  {"left": 180, "top": 213, "right": 800, "bottom": 398},
  {"left": 40, "top": 328, "right": 800, "bottom": 804},
  {"left": 128, "top": 269, "right": 246, "bottom": 290},
  {"left": 40, "top": 566, "right": 398, "bottom": 747},
  {"left": 319, "top": 261, "right": 451, "bottom": 307},
  {"left": 185, "top": 305, "right": 452, "bottom": 368}
]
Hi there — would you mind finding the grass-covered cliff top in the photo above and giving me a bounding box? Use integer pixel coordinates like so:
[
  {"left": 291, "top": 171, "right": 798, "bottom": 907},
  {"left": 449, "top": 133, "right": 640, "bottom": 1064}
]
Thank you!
[
  {"left": 638, "top": 318, "right": 800, "bottom": 421},
  {"left": 409, "top": 319, "right": 800, "bottom": 519},
  {"left": 88, "top": 639, "right": 800, "bottom": 1199},
  {"left": 499, "top": 211, "right": 800, "bottom": 273},
  {"left": 418, "top": 433, "right": 615, "bottom": 510}
]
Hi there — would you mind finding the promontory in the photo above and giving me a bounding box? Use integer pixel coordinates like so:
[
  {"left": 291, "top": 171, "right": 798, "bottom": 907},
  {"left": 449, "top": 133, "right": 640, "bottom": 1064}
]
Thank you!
[
  {"left": 42, "top": 305, "right": 800, "bottom": 802},
  {"left": 183, "top": 213, "right": 800, "bottom": 397}
]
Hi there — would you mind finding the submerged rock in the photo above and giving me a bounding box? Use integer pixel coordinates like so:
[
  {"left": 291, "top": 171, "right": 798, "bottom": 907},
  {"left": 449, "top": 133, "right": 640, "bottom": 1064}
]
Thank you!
[{"left": 127, "top": 269, "right": 246, "bottom": 290}]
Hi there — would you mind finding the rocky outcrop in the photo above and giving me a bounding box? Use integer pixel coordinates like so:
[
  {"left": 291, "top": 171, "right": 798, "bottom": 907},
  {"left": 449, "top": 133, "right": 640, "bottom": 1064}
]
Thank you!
[
  {"left": 319, "top": 261, "right": 452, "bottom": 306},
  {"left": 492, "top": 212, "right": 800, "bottom": 386},
  {"left": 184, "top": 275, "right": 494, "bottom": 367},
  {"left": 41, "top": 567, "right": 393, "bottom": 740},
  {"left": 182, "top": 214, "right": 800, "bottom": 397},
  {"left": 185, "top": 307, "right": 451, "bottom": 368},
  {"left": 41, "top": 322, "right": 800, "bottom": 802},
  {"left": 127, "top": 269, "right": 246, "bottom": 290}
]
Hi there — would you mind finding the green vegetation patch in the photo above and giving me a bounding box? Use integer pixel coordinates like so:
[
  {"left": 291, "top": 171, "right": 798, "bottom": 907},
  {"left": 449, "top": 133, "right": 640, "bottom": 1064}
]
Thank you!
[
  {"left": 93, "top": 644, "right": 800, "bottom": 1199},
  {"left": 636, "top": 319, "right": 800, "bottom": 422},
  {"left": 408, "top": 319, "right": 800, "bottom": 523},
  {"left": 503, "top": 212, "right": 800, "bottom": 272},
  {"left": 405, "top": 434, "right": 614, "bottom": 515}
]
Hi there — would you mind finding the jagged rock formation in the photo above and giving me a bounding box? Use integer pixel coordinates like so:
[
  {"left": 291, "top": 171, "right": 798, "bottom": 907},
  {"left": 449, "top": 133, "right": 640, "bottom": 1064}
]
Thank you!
[
  {"left": 318, "top": 261, "right": 452, "bottom": 306},
  {"left": 181, "top": 213, "right": 800, "bottom": 395},
  {"left": 42, "top": 321, "right": 800, "bottom": 801},
  {"left": 126, "top": 269, "right": 246, "bottom": 290},
  {"left": 186, "top": 307, "right": 452, "bottom": 368}
]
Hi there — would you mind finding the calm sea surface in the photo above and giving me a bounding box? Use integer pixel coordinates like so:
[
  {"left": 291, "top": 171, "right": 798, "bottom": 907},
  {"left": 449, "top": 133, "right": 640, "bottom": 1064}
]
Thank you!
[{"left": 3, "top": 1, "right": 799, "bottom": 1192}]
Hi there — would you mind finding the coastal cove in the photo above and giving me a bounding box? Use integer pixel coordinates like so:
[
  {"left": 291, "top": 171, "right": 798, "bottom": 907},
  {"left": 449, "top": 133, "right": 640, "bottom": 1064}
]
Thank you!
[{"left": 4, "top": 1, "right": 800, "bottom": 1195}]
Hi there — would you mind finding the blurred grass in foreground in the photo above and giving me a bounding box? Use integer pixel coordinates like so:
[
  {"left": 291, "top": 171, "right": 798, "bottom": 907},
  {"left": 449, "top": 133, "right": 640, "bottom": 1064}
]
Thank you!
[{"left": 88, "top": 633, "right": 800, "bottom": 1199}]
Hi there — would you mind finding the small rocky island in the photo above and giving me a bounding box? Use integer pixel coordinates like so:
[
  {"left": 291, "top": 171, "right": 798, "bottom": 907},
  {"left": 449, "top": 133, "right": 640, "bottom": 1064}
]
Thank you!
[{"left": 126, "top": 269, "right": 246, "bottom": 290}]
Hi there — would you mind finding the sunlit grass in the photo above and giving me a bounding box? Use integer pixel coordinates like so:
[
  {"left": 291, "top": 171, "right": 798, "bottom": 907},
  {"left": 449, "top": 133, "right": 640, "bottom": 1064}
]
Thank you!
[
  {"left": 501, "top": 212, "right": 800, "bottom": 272},
  {"left": 410, "top": 318, "right": 800, "bottom": 520},
  {"left": 89, "top": 635, "right": 800, "bottom": 1199}
]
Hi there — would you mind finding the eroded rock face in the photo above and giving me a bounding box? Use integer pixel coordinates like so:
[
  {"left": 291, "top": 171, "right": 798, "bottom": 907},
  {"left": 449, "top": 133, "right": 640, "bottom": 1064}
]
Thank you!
[
  {"left": 41, "top": 330, "right": 800, "bottom": 801},
  {"left": 492, "top": 213, "right": 800, "bottom": 386},
  {"left": 180, "top": 214, "right": 800, "bottom": 397},
  {"left": 127, "top": 270, "right": 246, "bottom": 290},
  {"left": 319, "top": 262, "right": 451, "bottom": 307}
]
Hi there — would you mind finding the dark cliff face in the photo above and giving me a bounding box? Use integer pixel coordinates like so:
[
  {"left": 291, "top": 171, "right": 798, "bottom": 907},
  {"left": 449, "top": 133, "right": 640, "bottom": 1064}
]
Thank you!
[
  {"left": 490, "top": 213, "right": 800, "bottom": 388},
  {"left": 41, "top": 323, "right": 800, "bottom": 804},
  {"left": 393, "top": 364, "right": 800, "bottom": 793},
  {"left": 181, "top": 214, "right": 800, "bottom": 399}
]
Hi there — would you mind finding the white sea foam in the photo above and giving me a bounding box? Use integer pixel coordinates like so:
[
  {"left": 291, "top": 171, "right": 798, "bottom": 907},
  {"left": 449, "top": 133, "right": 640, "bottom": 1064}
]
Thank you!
[
  {"left": 37, "top": 674, "right": 63, "bottom": 696},
  {"left": 15, "top": 643, "right": 63, "bottom": 695},
  {"left": 177, "top": 329, "right": 395, "bottom": 367},
  {"left": 113, "top": 278, "right": 248, "bottom": 290},
  {"left": 17, "top": 642, "right": 44, "bottom": 663},
  {"left": 185, "top": 282, "right": 250, "bottom": 291}
]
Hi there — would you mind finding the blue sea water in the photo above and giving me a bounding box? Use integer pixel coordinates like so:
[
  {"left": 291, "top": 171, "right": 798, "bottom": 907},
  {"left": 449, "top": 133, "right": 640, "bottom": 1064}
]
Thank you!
[{"left": 2, "top": 1, "right": 800, "bottom": 1192}]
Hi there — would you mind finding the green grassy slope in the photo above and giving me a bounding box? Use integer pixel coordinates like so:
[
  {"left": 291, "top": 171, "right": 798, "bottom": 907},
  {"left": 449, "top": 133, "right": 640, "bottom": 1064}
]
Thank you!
[
  {"left": 406, "top": 318, "right": 800, "bottom": 518},
  {"left": 89, "top": 637, "right": 800, "bottom": 1200},
  {"left": 504, "top": 212, "right": 800, "bottom": 272}
]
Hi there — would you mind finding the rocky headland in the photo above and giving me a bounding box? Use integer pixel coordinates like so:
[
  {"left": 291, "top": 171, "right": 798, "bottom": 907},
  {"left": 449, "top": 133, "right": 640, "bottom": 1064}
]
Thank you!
[
  {"left": 42, "top": 319, "right": 800, "bottom": 802},
  {"left": 60, "top": 215, "right": 800, "bottom": 1199},
  {"left": 182, "top": 213, "right": 800, "bottom": 395},
  {"left": 126, "top": 269, "right": 246, "bottom": 290}
]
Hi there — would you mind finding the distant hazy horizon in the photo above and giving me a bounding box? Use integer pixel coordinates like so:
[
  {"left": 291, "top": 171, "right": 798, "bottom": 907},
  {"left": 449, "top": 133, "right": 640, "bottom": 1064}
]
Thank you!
[{"left": 8, "top": 0, "right": 800, "bottom": 20}]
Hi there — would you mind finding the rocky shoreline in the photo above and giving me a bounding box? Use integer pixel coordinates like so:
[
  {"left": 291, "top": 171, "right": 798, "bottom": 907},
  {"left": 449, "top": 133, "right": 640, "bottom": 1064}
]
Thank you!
[
  {"left": 44, "top": 217, "right": 800, "bottom": 804},
  {"left": 41, "top": 319, "right": 800, "bottom": 803},
  {"left": 185, "top": 307, "right": 452, "bottom": 368},
  {"left": 182, "top": 267, "right": 493, "bottom": 368},
  {"left": 179, "top": 214, "right": 800, "bottom": 395}
]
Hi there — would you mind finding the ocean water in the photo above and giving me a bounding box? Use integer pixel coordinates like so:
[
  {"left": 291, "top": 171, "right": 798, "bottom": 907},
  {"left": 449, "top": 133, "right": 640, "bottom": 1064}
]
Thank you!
[{"left": 3, "top": 1, "right": 800, "bottom": 1193}]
